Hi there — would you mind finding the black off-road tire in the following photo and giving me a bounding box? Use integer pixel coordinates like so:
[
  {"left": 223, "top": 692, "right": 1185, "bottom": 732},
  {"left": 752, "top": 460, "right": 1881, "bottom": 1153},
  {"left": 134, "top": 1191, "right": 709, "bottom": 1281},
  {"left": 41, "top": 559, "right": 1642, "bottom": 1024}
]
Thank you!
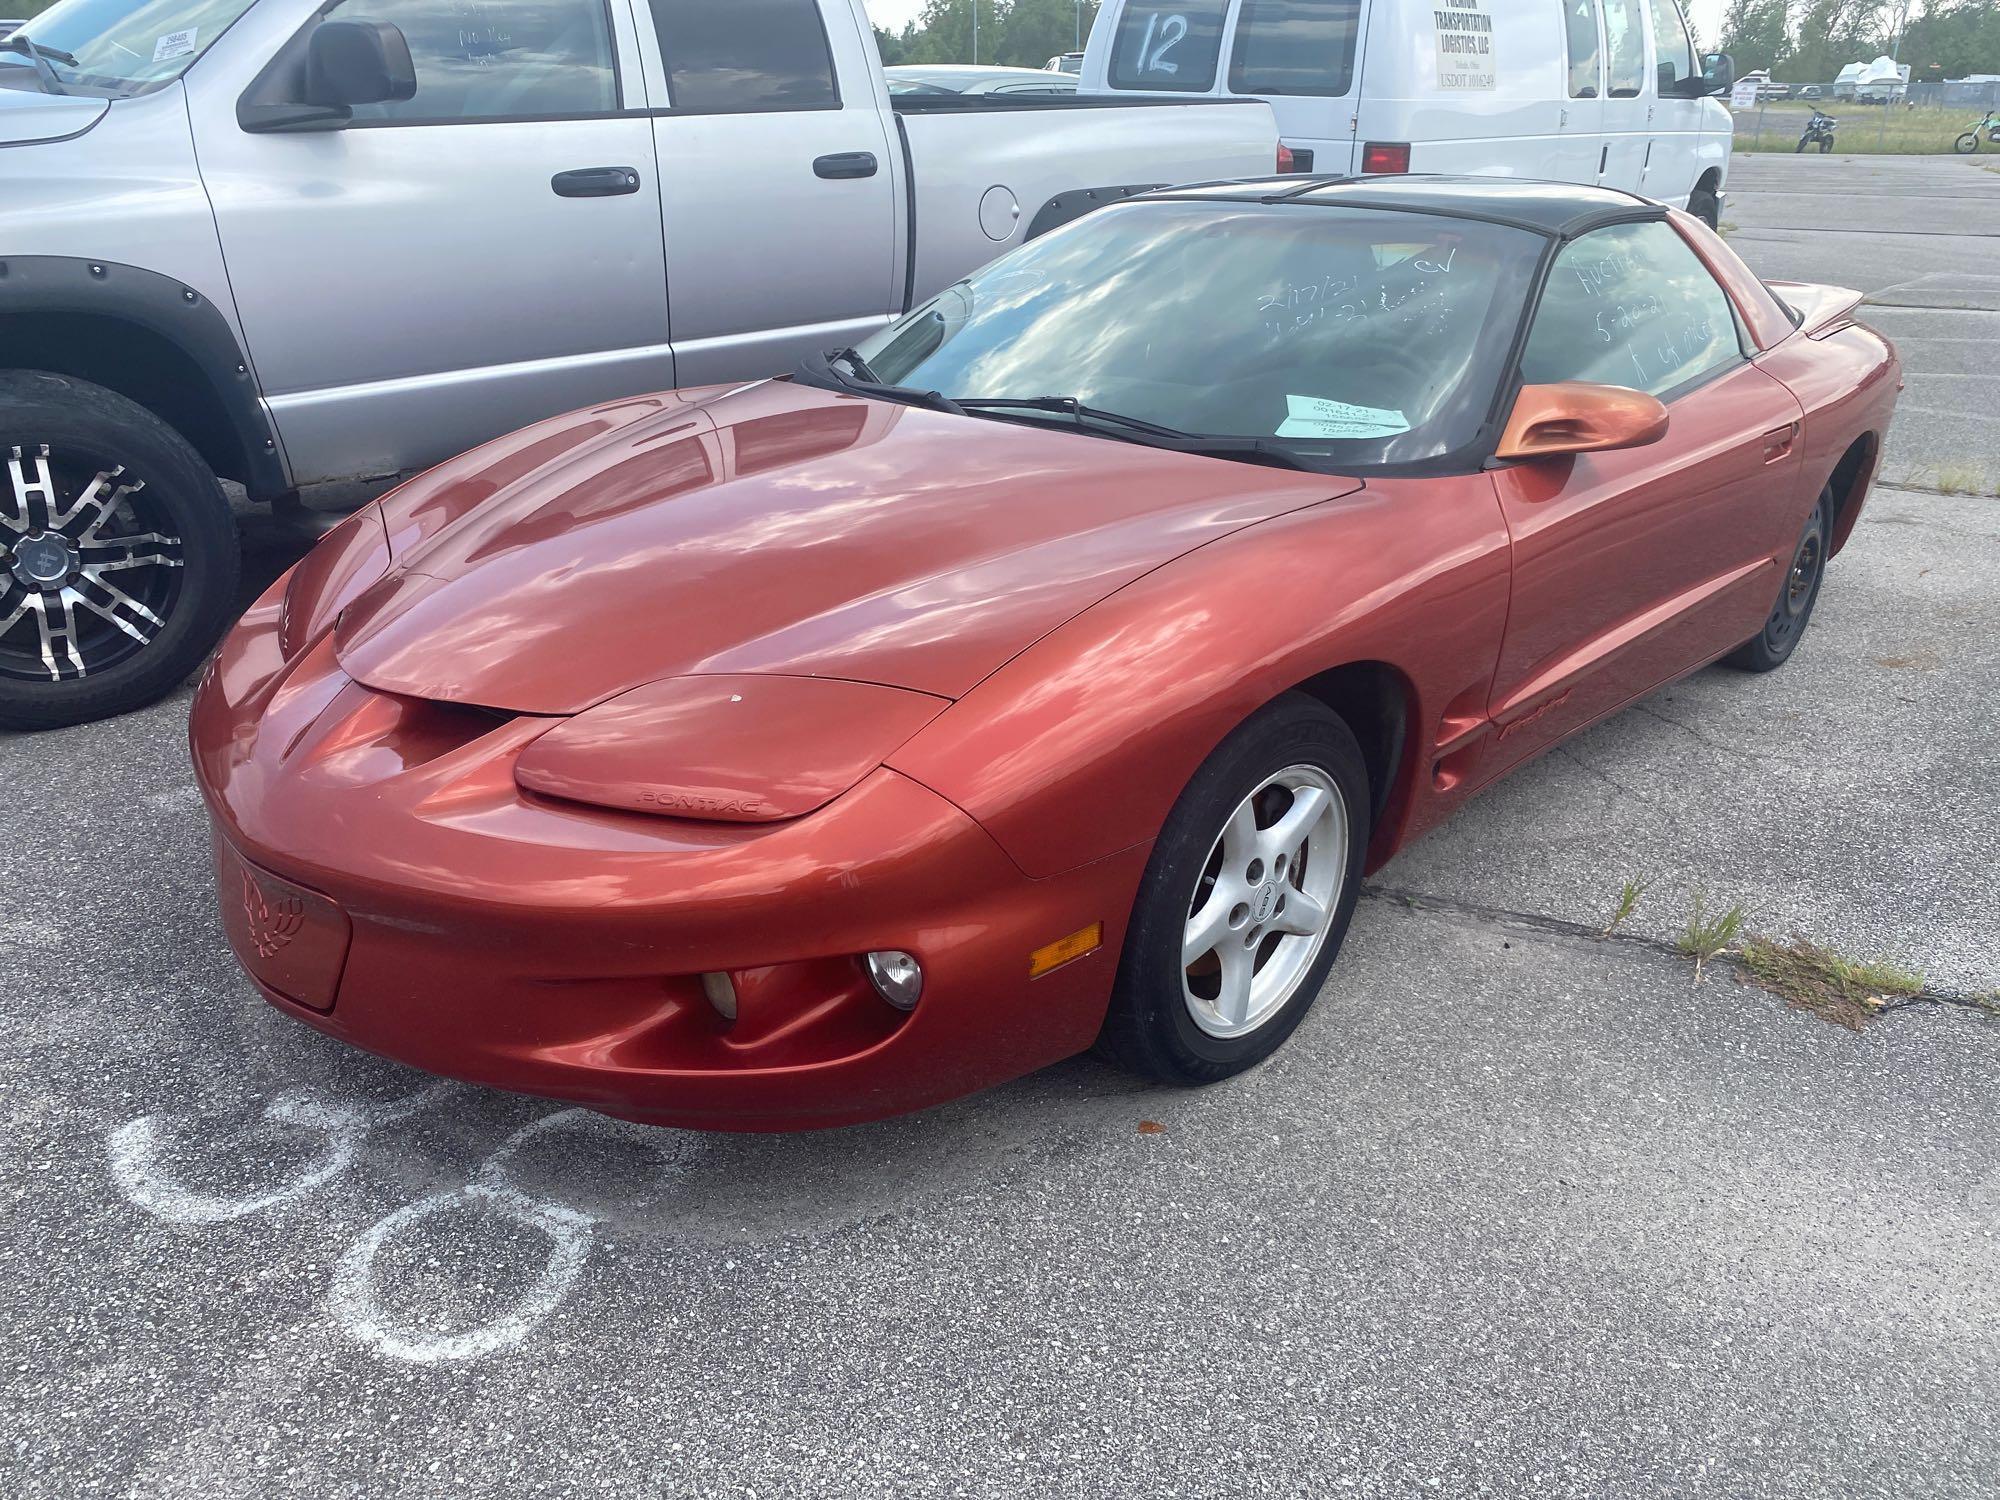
[
  {"left": 0, "top": 371, "right": 239, "bottom": 731},
  {"left": 1096, "top": 693, "right": 1371, "bottom": 1086}
]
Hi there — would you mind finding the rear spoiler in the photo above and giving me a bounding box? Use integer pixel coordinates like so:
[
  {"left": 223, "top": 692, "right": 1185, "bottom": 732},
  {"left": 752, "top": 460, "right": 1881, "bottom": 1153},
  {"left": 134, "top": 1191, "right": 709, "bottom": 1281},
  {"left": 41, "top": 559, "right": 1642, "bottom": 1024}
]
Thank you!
[{"left": 1764, "top": 280, "right": 1865, "bottom": 338}]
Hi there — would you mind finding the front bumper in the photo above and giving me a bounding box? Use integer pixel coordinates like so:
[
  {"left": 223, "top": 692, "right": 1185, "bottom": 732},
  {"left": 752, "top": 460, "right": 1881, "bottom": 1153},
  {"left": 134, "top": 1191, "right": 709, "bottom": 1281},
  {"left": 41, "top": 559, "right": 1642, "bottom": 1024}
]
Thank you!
[{"left": 191, "top": 582, "right": 1146, "bottom": 1131}]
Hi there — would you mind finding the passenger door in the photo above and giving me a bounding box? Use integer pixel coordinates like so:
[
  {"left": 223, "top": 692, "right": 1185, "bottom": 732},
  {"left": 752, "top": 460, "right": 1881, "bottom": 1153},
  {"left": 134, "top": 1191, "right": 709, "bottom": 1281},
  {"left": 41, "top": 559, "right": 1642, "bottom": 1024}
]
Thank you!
[
  {"left": 1554, "top": 0, "right": 1606, "bottom": 185},
  {"left": 632, "top": 0, "right": 900, "bottom": 386},
  {"left": 1481, "top": 220, "right": 1807, "bottom": 777},
  {"left": 192, "top": 0, "right": 671, "bottom": 486},
  {"left": 1641, "top": 0, "right": 1702, "bottom": 204}
]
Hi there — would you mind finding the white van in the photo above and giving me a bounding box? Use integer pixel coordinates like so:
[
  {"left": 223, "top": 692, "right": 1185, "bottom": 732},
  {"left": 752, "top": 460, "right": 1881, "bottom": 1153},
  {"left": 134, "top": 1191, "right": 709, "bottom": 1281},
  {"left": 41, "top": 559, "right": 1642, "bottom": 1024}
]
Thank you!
[{"left": 1079, "top": 0, "right": 1736, "bottom": 224}]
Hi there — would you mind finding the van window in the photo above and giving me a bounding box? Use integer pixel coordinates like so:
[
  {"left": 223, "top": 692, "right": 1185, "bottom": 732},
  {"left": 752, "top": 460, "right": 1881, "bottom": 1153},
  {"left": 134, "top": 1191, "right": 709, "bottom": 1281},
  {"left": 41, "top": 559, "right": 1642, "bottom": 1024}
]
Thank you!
[
  {"left": 1599, "top": 0, "right": 1646, "bottom": 97},
  {"left": 1228, "top": 0, "right": 1362, "bottom": 96},
  {"left": 1107, "top": 0, "right": 1229, "bottom": 92},
  {"left": 1521, "top": 221, "right": 1742, "bottom": 397},
  {"left": 344, "top": 0, "right": 620, "bottom": 121},
  {"left": 1647, "top": 0, "right": 1696, "bottom": 91},
  {"left": 648, "top": 0, "right": 840, "bottom": 112},
  {"left": 1560, "top": 0, "right": 1601, "bottom": 99}
]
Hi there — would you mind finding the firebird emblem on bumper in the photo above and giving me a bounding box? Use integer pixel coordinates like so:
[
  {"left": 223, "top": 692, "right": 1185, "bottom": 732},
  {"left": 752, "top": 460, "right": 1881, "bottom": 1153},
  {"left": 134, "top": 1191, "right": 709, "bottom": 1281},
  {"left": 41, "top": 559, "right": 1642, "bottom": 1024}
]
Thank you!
[{"left": 241, "top": 870, "right": 305, "bottom": 959}]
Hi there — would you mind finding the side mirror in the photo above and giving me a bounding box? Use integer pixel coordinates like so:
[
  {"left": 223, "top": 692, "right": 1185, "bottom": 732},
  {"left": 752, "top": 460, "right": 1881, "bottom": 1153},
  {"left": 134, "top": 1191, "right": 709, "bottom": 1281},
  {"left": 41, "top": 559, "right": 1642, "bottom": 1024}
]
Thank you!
[
  {"left": 1495, "top": 382, "right": 1669, "bottom": 461},
  {"left": 1700, "top": 51, "right": 1735, "bottom": 98},
  {"left": 304, "top": 19, "right": 417, "bottom": 108}
]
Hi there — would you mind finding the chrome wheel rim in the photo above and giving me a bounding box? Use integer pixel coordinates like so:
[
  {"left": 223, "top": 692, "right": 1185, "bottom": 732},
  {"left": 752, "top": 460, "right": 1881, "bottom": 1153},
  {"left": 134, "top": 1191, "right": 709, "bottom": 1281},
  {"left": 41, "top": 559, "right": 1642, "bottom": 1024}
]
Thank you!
[
  {"left": 0, "top": 445, "right": 183, "bottom": 683},
  {"left": 1182, "top": 764, "right": 1348, "bottom": 1040}
]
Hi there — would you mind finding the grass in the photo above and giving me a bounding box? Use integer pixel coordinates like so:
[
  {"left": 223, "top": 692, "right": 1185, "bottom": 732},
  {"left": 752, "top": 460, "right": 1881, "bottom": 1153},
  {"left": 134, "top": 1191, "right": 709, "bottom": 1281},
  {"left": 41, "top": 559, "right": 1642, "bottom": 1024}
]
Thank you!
[
  {"left": 1928, "top": 464, "right": 1997, "bottom": 497},
  {"left": 1731, "top": 102, "right": 1987, "bottom": 156},
  {"left": 1736, "top": 935, "right": 1925, "bottom": 1032},
  {"left": 1602, "top": 878, "right": 1646, "bottom": 937},
  {"left": 1676, "top": 892, "right": 1746, "bottom": 984}
]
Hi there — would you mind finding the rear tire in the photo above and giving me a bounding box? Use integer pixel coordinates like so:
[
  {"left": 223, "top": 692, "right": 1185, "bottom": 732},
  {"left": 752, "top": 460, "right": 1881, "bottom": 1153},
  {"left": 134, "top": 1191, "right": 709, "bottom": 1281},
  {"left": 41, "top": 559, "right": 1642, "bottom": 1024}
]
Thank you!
[
  {"left": 1725, "top": 489, "right": 1831, "bottom": 674},
  {"left": 1096, "top": 693, "right": 1370, "bottom": 1086},
  {"left": 1820, "top": 138, "right": 1833, "bottom": 153},
  {"left": 0, "top": 371, "right": 239, "bottom": 731}
]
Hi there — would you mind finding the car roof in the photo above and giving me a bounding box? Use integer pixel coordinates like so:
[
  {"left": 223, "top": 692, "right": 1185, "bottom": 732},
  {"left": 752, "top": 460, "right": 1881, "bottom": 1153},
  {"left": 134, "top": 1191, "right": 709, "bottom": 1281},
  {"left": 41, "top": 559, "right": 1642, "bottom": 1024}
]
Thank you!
[{"left": 1137, "top": 175, "right": 1666, "bottom": 239}]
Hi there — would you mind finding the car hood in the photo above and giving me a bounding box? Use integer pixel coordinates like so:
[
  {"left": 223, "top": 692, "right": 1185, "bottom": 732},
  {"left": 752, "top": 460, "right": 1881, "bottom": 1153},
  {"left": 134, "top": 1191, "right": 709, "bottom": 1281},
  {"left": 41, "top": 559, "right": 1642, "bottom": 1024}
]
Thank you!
[
  {"left": 335, "top": 381, "right": 1358, "bottom": 714},
  {"left": 0, "top": 85, "right": 109, "bottom": 144}
]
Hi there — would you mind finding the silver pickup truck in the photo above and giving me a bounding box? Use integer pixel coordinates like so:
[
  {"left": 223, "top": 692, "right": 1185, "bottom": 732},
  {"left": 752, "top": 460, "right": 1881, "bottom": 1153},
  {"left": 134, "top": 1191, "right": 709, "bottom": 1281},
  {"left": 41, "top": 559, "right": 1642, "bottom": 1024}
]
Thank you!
[{"left": 0, "top": 0, "right": 1277, "bottom": 729}]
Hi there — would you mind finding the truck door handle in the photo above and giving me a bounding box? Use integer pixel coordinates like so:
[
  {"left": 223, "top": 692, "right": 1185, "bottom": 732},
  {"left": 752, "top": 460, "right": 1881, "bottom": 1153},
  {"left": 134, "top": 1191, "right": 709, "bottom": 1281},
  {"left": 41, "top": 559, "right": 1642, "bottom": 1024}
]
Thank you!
[
  {"left": 814, "top": 152, "right": 878, "bottom": 180},
  {"left": 552, "top": 167, "right": 642, "bottom": 198}
]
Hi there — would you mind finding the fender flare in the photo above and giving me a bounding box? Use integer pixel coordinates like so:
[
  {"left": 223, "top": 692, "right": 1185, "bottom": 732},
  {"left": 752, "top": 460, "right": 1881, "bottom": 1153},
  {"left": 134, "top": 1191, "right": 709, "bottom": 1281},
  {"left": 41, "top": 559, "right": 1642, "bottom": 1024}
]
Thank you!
[{"left": 0, "top": 254, "right": 290, "bottom": 498}]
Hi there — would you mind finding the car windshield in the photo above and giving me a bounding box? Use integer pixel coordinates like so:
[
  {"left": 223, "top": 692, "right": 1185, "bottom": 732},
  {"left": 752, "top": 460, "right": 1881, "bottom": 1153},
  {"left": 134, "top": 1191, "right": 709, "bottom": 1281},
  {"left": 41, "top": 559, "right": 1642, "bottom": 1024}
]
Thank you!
[
  {"left": 0, "top": 0, "right": 257, "bottom": 97},
  {"left": 849, "top": 201, "right": 1544, "bottom": 467}
]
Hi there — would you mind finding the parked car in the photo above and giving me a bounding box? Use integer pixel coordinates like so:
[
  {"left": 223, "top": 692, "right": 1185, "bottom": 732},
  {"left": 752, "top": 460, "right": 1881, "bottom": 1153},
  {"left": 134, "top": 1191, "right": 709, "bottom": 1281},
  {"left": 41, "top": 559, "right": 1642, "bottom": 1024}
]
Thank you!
[
  {"left": 1046, "top": 52, "right": 1086, "bottom": 73},
  {"left": 0, "top": 20, "right": 22, "bottom": 41},
  {"left": 0, "top": 0, "right": 1277, "bottom": 731},
  {"left": 194, "top": 176, "right": 1898, "bottom": 1132},
  {"left": 1079, "top": 0, "right": 1735, "bottom": 224},
  {"left": 1799, "top": 85, "right": 1824, "bottom": 99},
  {"left": 886, "top": 64, "right": 1079, "bottom": 96}
]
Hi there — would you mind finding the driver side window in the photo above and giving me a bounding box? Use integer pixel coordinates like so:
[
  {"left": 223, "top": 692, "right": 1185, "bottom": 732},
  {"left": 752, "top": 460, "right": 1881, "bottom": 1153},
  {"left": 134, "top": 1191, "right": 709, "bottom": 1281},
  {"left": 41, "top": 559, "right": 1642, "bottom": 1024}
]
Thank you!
[
  {"left": 344, "top": 0, "right": 620, "bottom": 121},
  {"left": 1522, "top": 221, "right": 1743, "bottom": 398}
]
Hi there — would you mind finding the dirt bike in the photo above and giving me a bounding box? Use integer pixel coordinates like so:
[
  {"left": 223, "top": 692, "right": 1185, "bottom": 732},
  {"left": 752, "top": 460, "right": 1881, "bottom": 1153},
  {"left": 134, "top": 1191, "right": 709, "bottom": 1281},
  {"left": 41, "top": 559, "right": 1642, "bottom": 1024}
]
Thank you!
[
  {"left": 1954, "top": 112, "right": 1999, "bottom": 153},
  {"left": 1797, "top": 111, "right": 1838, "bottom": 153}
]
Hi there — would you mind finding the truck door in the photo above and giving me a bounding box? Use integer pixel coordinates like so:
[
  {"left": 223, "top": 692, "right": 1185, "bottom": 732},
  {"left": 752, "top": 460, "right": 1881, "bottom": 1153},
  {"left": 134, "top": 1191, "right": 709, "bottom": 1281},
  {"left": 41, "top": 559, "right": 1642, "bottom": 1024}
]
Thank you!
[
  {"left": 632, "top": 0, "right": 900, "bottom": 387},
  {"left": 1554, "top": 0, "right": 1606, "bottom": 185},
  {"left": 1594, "top": 0, "right": 1650, "bottom": 191},
  {"left": 1641, "top": 0, "right": 1702, "bottom": 206},
  {"left": 188, "top": 0, "right": 672, "bottom": 487}
]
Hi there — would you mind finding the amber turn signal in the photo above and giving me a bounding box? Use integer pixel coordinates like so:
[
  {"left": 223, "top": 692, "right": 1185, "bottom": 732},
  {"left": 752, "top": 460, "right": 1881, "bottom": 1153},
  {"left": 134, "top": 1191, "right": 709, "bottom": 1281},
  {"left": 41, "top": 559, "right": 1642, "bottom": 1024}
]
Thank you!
[{"left": 1029, "top": 923, "right": 1103, "bottom": 979}]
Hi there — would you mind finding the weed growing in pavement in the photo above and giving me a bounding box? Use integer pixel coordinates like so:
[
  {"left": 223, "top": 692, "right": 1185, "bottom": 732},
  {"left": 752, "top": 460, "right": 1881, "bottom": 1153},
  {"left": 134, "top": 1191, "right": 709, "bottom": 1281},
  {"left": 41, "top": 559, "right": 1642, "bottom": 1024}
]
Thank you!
[
  {"left": 1930, "top": 464, "right": 1997, "bottom": 497},
  {"left": 1603, "top": 878, "right": 1646, "bottom": 937},
  {"left": 1735, "top": 935, "right": 1925, "bottom": 1032},
  {"left": 1677, "top": 892, "right": 1746, "bottom": 984}
]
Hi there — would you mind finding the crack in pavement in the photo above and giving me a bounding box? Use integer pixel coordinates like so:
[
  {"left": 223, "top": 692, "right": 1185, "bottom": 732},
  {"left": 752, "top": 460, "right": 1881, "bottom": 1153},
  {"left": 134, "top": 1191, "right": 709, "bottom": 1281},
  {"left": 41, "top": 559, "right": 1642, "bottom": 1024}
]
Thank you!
[{"left": 1359, "top": 883, "right": 1998, "bottom": 1015}]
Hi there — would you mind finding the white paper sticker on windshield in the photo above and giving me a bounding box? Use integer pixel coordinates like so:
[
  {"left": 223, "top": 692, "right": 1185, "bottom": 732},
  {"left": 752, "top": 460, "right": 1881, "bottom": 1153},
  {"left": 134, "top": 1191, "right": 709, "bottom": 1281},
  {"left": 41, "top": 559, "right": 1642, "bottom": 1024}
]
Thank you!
[
  {"left": 152, "top": 28, "right": 199, "bottom": 63},
  {"left": 1276, "top": 395, "right": 1411, "bottom": 441}
]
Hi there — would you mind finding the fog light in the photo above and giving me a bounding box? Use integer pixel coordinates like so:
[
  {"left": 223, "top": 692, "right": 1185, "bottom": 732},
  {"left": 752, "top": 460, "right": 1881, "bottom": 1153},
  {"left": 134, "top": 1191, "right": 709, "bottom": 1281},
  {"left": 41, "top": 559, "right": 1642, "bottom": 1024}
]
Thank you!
[
  {"left": 864, "top": 950, "right": 923, "bottom": 1011},
  {"left": 700, "top": 971, "right": 738, "bottom": 1022}
]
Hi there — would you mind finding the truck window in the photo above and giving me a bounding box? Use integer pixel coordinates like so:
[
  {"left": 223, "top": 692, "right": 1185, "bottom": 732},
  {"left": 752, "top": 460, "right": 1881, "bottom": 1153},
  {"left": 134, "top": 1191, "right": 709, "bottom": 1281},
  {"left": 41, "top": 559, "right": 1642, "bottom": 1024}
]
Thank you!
[
  {"left": 1646, "top": 0, "right": 1695, "bottom": 91},
  {"left": 1227, "top": 0, "right": 1361, "bottom": 96},
  {"left": 1107, "top": 0, "right": 1228, "bottom": 93},
  {"left": 345, "top": 0, "right": 619, "bottom": 120},
  {"left": 1521, "top": 221, "right": 1743, "bottom": 398},
  {"left": 1560, "top": 0, "right": 1601, "bottom": 99},
  {"left": 648, "top": 0, "right": 839, "bottom": 112},
  {"left": 1598, "top": 0, "right": 1646, "bottom": 97}
]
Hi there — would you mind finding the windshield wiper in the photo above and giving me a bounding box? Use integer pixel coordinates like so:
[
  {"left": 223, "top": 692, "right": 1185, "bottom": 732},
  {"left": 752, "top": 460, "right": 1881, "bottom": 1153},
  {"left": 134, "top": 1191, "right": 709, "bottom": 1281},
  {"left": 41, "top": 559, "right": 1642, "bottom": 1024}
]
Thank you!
[
  {"left": 2, "top": 34, "right": 77, "bottom": 96},
  {"left": 954, "top": 396, "right": 1324, "bottom": 472},
  {"left": 799, "top": 348, "right": 966, "bottom": 417}
]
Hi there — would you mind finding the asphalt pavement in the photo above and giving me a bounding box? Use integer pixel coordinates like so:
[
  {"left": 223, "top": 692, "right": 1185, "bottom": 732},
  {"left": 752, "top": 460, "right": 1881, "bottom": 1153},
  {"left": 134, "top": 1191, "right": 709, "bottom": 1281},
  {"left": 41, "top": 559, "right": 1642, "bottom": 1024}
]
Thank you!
[{"left": 1, "top": 154, "right": 1995, "bottom": 1498}]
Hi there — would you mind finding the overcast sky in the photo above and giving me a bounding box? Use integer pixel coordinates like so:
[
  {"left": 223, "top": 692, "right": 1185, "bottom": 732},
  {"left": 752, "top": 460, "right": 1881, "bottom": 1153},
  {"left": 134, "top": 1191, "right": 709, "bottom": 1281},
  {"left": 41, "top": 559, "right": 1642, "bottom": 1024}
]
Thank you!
[{"left": 862, "top": 1, "right": 1731, "bottom": 48}]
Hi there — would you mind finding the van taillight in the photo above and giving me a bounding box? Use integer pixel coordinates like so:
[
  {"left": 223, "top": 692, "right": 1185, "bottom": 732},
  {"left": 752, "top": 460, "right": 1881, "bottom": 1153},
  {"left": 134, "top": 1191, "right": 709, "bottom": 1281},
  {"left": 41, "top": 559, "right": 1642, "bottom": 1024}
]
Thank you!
[
  {"left": 1361, "top": 141, "right": 1411, "bottom": 174},
  {"left": 1277, "top": 143, "right": 1299, "bottom": 173}
]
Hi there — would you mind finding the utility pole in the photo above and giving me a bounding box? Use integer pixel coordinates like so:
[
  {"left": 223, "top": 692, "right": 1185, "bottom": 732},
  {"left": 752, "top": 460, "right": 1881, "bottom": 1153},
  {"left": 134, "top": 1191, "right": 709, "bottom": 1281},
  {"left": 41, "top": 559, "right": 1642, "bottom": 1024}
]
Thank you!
[
  {"left": 972, "top": 0, "right": 979, "bottom": 64},
  {"left": 1076, "top": 0, "right": 1085, "bottom": 50}
]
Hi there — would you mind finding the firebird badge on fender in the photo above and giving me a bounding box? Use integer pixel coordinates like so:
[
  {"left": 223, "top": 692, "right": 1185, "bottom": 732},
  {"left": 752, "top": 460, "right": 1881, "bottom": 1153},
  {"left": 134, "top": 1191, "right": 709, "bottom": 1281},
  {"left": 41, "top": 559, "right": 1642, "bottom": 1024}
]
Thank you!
[{"left": 241, "top": 869, "right": 306, "bottom": 959}]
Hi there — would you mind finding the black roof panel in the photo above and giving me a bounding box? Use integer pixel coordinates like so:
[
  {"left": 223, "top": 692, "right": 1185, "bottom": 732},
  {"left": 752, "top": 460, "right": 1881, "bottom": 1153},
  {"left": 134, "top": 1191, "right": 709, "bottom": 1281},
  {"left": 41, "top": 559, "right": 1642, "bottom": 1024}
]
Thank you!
[{"left": 1139, "top": 175, "right": 1665, "bottom": 238}]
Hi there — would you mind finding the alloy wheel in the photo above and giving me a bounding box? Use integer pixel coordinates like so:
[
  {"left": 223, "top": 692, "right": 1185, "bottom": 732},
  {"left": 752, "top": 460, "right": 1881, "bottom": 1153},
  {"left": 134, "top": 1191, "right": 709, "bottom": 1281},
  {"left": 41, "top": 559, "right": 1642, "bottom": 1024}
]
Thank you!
[
  {"left": 1181, "top": 764, "right": 1348, "bottom": 1040},
  {"left": 0, "top": 444, "right": 185, "bottom": 683}
]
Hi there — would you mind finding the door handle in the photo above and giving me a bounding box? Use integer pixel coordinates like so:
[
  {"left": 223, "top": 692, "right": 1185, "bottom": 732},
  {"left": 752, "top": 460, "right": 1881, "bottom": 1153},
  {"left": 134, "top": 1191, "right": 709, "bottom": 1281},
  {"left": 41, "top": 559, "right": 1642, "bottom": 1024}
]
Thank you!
[
  {"left": 1761, "top": 422, "right": 1800, "bottom": 462},
  {"left": 552, "top": 167, "right": 642, "bottom": 198},
  {"left": 813, "top": 151, "right": 879, "bottom": 181}
]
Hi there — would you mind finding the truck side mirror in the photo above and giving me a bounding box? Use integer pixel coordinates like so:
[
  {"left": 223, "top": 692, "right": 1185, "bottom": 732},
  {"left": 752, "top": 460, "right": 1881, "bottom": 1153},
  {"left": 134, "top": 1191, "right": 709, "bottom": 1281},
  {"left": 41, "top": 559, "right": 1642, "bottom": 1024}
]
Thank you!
[
  {"left": 1699, "top": 52, "right": 1735, "bottom": 98},
  {"left": 304, "top": 19, "right": 417, "bottom": 108}
]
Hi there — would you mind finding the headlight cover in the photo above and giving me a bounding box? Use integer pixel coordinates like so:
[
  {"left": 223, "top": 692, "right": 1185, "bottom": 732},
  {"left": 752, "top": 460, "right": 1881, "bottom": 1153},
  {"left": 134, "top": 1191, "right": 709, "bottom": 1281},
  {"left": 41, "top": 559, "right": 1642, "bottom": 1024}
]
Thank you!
[{"left": 514, "top": 674, "right": 949, "bottom": 822}]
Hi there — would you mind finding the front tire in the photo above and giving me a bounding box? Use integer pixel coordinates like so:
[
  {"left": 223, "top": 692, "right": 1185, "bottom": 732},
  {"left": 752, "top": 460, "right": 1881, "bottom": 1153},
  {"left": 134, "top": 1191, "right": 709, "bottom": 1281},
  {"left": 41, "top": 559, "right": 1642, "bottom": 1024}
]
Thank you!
[
  {"left": 1954, "top": 132, "right": 1980, "bottom": 154},
  {"left": 1688, "top": 185, "right": 1720, "bottom": 229},
  {"left": 1097, "top": 694, "right": 1370, "bottom": 1086},
  {"left": 0, "top": 371, "right": 239, "bottom": 731},
  {"left": 1725, "top": 489, "right": 1831, "bottom": 673},
  {"left": 1796, "top": 137, "right": 1810, "bottom": 152}
]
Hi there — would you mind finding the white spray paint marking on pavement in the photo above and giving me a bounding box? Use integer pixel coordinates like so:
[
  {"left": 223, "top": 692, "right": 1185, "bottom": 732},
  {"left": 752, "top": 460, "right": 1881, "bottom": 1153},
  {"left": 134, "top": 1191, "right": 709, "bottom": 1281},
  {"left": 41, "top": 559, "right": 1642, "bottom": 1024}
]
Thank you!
[
  {"left": 326, "top": 1108, "right": 692, "bottom": 1364},
  {"left": 107, "top": 1080, "right": 457, "bottom": 1224}
]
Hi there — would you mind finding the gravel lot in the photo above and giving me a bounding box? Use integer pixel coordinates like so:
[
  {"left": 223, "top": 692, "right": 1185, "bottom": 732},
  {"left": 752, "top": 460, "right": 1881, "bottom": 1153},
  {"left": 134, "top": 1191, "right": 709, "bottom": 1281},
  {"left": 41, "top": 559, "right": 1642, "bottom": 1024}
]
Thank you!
[{"left": 2, "top": 155, "right": 1995, "bottom": 1498}]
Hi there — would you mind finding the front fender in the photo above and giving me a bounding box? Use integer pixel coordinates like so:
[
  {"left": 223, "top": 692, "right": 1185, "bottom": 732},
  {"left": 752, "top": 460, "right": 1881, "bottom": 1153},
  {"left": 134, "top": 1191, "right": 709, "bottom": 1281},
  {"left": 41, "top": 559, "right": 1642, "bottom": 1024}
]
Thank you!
[{"left": 887, "top": 475, "right": 1513, "bottom": 878}]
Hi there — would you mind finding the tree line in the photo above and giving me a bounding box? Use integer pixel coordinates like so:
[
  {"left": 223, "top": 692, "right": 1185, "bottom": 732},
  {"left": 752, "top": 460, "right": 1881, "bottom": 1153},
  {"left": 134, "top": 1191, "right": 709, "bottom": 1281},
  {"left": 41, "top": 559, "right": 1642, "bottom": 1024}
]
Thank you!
[
  {"left": 1717, "top": 0, "right": 2000, "bottom": 82},
  {"left": 876, "top": 0, "right": 1103, "bottom": 69}
]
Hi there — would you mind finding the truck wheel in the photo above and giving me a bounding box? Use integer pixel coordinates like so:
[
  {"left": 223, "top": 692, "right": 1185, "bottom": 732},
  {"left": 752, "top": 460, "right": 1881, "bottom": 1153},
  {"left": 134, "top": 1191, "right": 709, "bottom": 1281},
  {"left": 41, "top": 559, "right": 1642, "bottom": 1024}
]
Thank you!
[
  {"left": 0, "top": 371, "right": 239, "bottom": 731},
  {"left": 1688, "top": 185, "right": 1720, "bottom": 228}
]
